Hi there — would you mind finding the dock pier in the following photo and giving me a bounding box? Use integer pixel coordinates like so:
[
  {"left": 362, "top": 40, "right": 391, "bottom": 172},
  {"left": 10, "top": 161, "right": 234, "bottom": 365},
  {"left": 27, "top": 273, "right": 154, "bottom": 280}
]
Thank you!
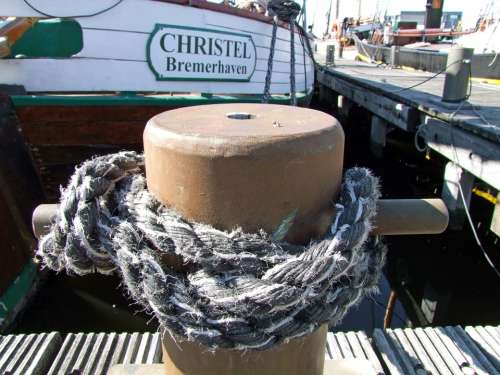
[
  {"left": 1, "top": 326, "right": 499, "bottom": 374},
  {"left": 316, "top": 59, "right": 500, "bottom": 235}
]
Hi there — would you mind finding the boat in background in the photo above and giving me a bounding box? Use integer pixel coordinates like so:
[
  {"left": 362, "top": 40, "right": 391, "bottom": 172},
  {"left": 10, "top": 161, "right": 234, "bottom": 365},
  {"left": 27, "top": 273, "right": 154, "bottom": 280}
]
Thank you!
[
  {"left": 0, "top": 0, "right": 315, "bottom": 199},
  {"left": 0, "top": 0, "right": 314, "bottom": 329},
  {"left": 353, "top": 16, "right": 499, "bottom": 82},
  {"left": 0, "top": 0, "right": 314, "bottom": 95}
]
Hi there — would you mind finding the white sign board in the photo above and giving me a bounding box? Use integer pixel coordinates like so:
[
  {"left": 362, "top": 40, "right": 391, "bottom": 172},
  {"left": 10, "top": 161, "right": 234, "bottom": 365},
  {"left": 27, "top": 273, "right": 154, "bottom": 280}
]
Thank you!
[{"left": 147, "top": 24, "right": 256, "bottom": 82}]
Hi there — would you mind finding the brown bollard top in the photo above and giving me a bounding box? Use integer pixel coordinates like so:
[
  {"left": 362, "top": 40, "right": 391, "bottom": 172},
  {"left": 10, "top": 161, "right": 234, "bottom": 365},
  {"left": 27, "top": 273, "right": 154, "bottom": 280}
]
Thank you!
[{"left": 143, "top": 103, "right": 344, "bottom": 244}]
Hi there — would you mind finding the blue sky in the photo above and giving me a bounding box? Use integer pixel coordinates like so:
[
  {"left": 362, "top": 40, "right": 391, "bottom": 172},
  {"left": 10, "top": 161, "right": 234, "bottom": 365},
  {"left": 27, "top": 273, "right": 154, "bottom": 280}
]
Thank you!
[{"left": 306, "top": 0, "right": 499, "bottom": 34}]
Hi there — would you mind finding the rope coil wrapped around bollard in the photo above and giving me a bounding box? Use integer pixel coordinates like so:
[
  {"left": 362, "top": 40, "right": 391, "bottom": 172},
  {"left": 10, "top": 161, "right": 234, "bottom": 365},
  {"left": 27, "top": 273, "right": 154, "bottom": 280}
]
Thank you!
[{"left": 37, "top": 151, "right": 386, "bottom": 351}]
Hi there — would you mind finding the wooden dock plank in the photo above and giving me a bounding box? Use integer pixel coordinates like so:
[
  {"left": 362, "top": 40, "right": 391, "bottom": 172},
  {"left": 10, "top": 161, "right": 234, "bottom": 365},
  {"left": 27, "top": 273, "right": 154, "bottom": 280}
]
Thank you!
[
  {"left": 317, "top": 61, "right": 500, "bottom": 143},
  {"left": 372, "top": 326, "right": 500, "bottom": 375},
  {"left": 475, "top": 326, "right": 500, "bottom": 356},
  {"left": 145, "top": 332, "right": 162, "bottom": 364},
  {"left": 465, "top": 326, "right": 500, "bottom": 371},
  {"left": 64, "top": 333, "right": 87, "bottom": 373},
  {"left": 22, "top": 332, "right": 61, "bottom": 375},
  {"left": 0, "top": 334, "right": 25, "bottom": 373},
  {"left": 423, "top": 117, "right": 500, "bottom": 191},
  {"left": 412, "top": 328, "right": 452, "bottom": 375},
  {"left": 345, "top": 331, "right": 367, "bottom": 359},
  {"left": 316, "top": 69, "right": 419, "bottom": 131},
  {"left": 421, "top": 327, "right": 464, "bottom": 374},
  {"left": 445, "top": 326, "right": 500, "bottom": 375},
  {"left": 109, "top": 333, "right": 131, "bottom": 367},
  {"left": 356, "top": 331, "right": 386, "bottom": 375},
  {"left": 45, "top": 332, "right": 162, "bottom": 375},
  {"left": 122, "top": 332, "right": 141, "bottom": 364},
  {"left": 83, "top": 332, "right": 108, "bottom": 374},
  {"left": 1, "top": 327, "right": 498, "bottom": 374},
  {"left": 3, "top": 333, "right": 37, "bottom": 374},
  {"left": 73, "top": 332, "right": 96, "bottom": 371},
  {"left": 0, "top": 332, "right": 61, "bottom": 375},
  {"left": 372, "top": 329, "right": 406, "bottom": 375},
  {"left": 326, "top": 332, "right": 341, "bottom": 360},
  {"left": 403, "top": 327, "right": 441, "bottom": 374},
  {"left": 335, "top": 332, "right": 355, "bottom": 358},
  {"left": 485, "top": 326, "right": 500, "bottom": 346},
  {"left": 328, "top": 331, "right": 386, "bottom": 374},
  {"left": 95, "top": 333, "right": 119, "bottom": 374},
  {"left": 386, "top": 329, "right": 419, "bottom": 375}
]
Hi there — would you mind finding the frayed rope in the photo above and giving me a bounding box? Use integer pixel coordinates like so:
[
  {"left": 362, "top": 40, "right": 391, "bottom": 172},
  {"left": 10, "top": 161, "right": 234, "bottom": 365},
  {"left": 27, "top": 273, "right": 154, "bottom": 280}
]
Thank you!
[{"left": 37, "top": 151, "right": 386, "bottom": 350}]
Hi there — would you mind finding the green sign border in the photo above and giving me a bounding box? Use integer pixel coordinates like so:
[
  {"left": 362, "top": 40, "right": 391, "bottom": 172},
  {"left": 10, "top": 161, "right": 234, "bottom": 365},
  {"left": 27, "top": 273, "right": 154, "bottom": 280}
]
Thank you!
[{"left": 146, "top": 24, "right": 257, "bottom": 82}]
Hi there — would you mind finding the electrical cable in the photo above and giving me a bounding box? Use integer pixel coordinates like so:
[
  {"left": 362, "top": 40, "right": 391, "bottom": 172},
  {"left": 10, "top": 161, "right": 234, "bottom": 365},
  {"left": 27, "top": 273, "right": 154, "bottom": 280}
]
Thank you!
[
  {"left": 390, "top": 59, "right": 464, "bottom": 94},
  {"left": 447, "top": 65, "right": 500, "bottom": 280},
  {"left": 422, "top": 61, "right": 500, "bottom": 280}
]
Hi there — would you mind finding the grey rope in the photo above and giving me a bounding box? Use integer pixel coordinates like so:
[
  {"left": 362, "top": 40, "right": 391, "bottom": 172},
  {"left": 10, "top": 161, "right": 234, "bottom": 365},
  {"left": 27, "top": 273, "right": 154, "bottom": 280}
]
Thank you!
[
  {"left": 263, "top": 0, "right": 301, "bottom": 105},
  {"left": 289, "top": 21, "right": 297, "bottom": 105},
  {"left": 261, "top": 18, "right": 278, "bottom": 104},
  {"left": 37, "top": 152, "right": 386, "bottom": 350}
]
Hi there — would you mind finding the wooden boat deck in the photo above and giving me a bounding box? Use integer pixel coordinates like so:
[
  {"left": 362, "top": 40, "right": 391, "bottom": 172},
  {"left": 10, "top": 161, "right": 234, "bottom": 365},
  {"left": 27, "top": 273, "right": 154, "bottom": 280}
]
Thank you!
[{"left": 1, "top": 326, "right": 499, "bottom": 374}]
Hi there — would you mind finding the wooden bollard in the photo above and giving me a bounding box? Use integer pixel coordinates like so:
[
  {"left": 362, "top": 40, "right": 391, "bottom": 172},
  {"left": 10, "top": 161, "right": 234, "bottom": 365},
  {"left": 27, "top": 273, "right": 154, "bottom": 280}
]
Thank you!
[{"left": 144, "top": 103, "right": 343, "bottom": 375}]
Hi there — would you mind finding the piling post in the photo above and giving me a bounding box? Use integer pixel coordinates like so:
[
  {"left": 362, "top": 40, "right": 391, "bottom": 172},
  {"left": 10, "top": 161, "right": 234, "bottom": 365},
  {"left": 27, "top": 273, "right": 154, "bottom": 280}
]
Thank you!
[
  {"left": 337, "top": 95, "right": 352, "bottom": 117},
  {"left": 370, "top": 115, "right": 388, "bottom": 157},
  {"left": 442, "top": 47, "right": 474, "bottom": 103},
  {"left": 318, "top": 85, "right": 337, "bottom": 108},
  {"left": 421, "top": 282, "right": 452, "bottom": 325},
  {"left": 390, "top": 45, "right": 399, "bottom": 68},
  {"left": 490, "top": 193, "right": 500, "bottom": 237},
  {"left": 441, "top": 162, "right": 474, "bottom": 230},
  {"left": 326, "top": 44, "right": 335, "bottom": 66}
]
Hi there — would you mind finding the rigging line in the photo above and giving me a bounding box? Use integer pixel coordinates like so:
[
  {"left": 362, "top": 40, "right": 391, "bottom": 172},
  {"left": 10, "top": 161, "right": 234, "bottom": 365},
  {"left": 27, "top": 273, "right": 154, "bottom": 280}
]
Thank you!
[
  {"left": 325, "top": 0, "right": 334, "bottom": 36},
  {"left": 297, "top": 25, "right": 308, "bottom": 92},
  {"left": 296, "top": 22, "right": 318, "bottom": 66},
  {"left": 311, "top": 0, "right": 319, "bottom": 30},
  {"left": 22, "top": 0, "right": 124, "bottom": 18}
]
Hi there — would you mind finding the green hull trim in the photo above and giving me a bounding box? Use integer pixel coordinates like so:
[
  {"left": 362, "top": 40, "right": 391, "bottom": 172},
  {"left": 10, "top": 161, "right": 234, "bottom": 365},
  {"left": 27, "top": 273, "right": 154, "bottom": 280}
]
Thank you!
[
  {"left": 10, "top": 18, "right": 83, "bottom": 58},
  {"left": 11, "top": 92, "right": 311, "bottom": 107},
  {"left": 0, "top": 261, "right": 37, "bottom": 327}
]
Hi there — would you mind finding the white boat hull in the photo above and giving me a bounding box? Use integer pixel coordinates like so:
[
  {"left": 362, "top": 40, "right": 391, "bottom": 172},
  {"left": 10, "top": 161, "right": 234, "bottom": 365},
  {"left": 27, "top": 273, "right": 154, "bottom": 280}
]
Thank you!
[{"left": 0, "top": 0, "right": 314, "bottom": 94}]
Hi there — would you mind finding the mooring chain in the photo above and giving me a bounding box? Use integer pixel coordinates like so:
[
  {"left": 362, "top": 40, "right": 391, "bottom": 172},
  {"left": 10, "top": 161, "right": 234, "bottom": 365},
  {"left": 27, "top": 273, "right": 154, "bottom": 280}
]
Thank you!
[{"left": 37, "top": 152, "right": 386, "bottom": 350}]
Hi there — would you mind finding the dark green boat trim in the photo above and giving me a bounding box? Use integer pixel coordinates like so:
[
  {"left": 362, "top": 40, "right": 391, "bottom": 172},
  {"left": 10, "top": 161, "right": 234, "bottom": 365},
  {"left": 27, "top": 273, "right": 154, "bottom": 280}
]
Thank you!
[
  {"left": 11, "top": 92, "right": 311, "bottom": 107},
  {"left": 0, "top": 261, "right": 37, "bottom": 327},
  {"left": 9, "top": 18, "right": 83, "bottom": 58}
]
